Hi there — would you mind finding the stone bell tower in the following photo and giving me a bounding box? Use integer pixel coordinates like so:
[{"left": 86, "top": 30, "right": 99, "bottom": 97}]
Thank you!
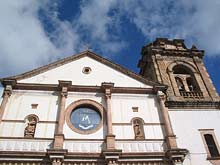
[{"left": 138, "top": 38, "right": 219, "bottom": 108}]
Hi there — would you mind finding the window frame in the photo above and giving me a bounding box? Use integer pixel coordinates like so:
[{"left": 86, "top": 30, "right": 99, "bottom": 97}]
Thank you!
[
  {"left": 65, "top": 99, "right": 104, "bottom": 135},
  {"left": 199, "top": 129, "right": 220, "bottom": 159}
]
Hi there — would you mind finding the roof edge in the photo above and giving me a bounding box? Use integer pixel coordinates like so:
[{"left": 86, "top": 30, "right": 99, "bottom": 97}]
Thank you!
[{"left": 1, "top": 50, "right": 166, "bottom": 88}]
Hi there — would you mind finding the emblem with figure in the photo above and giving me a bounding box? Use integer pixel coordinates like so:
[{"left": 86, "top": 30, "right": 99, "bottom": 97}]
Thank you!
[{"left": 71, "top": 106, "right": 101, "bottom": 132}]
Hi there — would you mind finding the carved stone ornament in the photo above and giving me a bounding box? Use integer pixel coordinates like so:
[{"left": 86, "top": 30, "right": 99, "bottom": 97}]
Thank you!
[
  {"left": 133, "top": 119, "right": 145, "bottom": 140},
  {"left": 24, "top": 117, "right": 37, "bottom": 138}
]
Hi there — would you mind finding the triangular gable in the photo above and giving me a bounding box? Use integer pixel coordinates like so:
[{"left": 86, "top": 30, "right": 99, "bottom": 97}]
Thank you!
[{"left": 1, "top": 51, "right": 164, "bottom": 88}]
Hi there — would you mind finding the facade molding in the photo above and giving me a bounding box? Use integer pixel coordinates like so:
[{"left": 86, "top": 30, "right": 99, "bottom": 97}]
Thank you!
[{"left": 0, "top": 51, "right": 164, "bottom": 87}]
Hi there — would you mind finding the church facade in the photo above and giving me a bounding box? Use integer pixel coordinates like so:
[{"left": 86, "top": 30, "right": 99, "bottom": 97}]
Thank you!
[{"left": 0, "top": 38, "right": 219, "bottom": 165}]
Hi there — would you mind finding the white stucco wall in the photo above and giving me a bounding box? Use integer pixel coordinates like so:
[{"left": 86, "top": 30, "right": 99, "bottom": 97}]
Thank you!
[
  {"left": 111, "top": 94, "right": 164, "bottom": 139},
  {"left": 169, "top": 109, "right": 220, "bottom": 165},
  {"left": 0, "top": 90, "right": 58, "bottom": 138},
  {"left": 0, "top": 89, "right": 165, "bottom": 153},
  {"left": 63, "top": 92, "right": 164, "bottom": 140},
  {"left": 18, "top": 57, "right": 150, "bottom": 88}
]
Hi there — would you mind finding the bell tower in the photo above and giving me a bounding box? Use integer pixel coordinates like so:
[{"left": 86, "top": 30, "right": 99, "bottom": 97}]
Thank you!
[{"left": 138, "top": 38, "right": 219, "bottom": 108}]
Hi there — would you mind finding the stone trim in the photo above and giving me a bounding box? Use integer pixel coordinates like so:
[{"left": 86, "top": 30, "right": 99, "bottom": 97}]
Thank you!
[
  {"left": 54, "top": 81, "right": 71, "bottom": 149},
  {"left": 102, "top": 82, "right": 116, "bottom": 150},
  {"left": 24, "top": 114, "right": 39, "bottom": 123},
  {"left": 157, "top": 92, "right": 177, "bottom": 149},
  {"left": 199, "top": 129, "right": 220, "bottom": 162},
  {"left": 0, "top": 136, "right": 54, "bottom": 140},
  {"left": 115, "top": 139, "right": 165, "bottom": 141},
  {"left": 112, "top": 122, "right": 164, "bottom": 126},
  {"left": 2, "top": 82, "right": 165, "bottom": 95},
  {"left": 165, "top": 101, "right": 220, "bottom": 109},
  {"left": 167, "top": 61, "right": 198, "bottom": 73},
  {"left": 102, "top": 82, "right": 114, "bottom": 135},
  {"left": 1, "top": 51, "right": 164, "bottom": 87},
  {"left": 1, "top": 119, "right": 58, "bottom": 124},
  {"left": 193, "top": 57, "right": 220, "bottom": 100},
  {"left": 165, "top": 148, "right": 188, "bottom": 164},
  {"left": 64, "top": 139, "right": 104, "bottom": 141},
  {"left": 65, "top": 99, "right": 104, "bottom": 135},
  {"left": 0, "top": 85, "right": 12, "bottom": 123}
]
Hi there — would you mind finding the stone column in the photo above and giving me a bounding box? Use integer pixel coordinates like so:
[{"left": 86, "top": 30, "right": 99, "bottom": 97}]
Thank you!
[
  {"left": 157, "top": 91, "right": 177, "bottom": 149},
  {"left": 101, "top": 82, "right": 115, "bottom": 150},
  {"left": 54, "top": 80, "right": 71, "bottom": 149},
  {"left": 182, "top": 77, "right": 190, "bottom": 92},
  {"left": 158, "top": 91, "right": 188, "bottom": 165},
  {"left": 167, "top": 70, "right": 180, "bottom": 97},
  {"left": 0, "top": 85, "right": 12, "bottom": 123}
]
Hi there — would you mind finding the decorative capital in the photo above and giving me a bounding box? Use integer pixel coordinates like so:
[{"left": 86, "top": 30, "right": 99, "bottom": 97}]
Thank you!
[
  {"left": 3, "top": 85, "right": 12, "bottom": 97},
  {"left": 166, "top": 148, "right": 188, "bottom": 164},
  {"left": 102, "top": 149, "right": 122, "bottom": 165},
  {"left": 58, "top": 80, "right": 72, "bottom": 88},
  {"left": 47, "top": 149, "right": 67, "bottom": 165},
  {"left": 101, "top": 82, "right": 114, "bottom": 98},
  {"left": 61, "top": 87, "right": 68, "bottom": 97},
  {"left": 1, "top": 79, "right": 16, "bottom": 87},
  {"left": 58, "top": 80, "right": 71, "bottom": 97},
  {"left": 157, "top": 91, "right": 166, "bottom": 100}
]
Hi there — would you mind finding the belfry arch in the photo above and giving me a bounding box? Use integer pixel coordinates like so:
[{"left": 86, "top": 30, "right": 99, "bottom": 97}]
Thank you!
[{"left": 167, "top": 61, "right": 204, "bottom": 98}]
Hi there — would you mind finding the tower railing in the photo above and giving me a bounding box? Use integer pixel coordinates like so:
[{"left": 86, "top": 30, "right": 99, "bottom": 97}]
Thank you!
[{"left": 180, "top": 91, "right": 204, "bottom": 99}]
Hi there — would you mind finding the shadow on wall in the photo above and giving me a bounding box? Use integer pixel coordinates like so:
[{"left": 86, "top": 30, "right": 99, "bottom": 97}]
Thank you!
[{"left": 0, "top": 84, "right": 3, "bottom": 99}]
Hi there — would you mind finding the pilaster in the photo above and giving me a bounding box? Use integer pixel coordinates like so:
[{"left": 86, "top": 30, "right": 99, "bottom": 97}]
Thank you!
[
  {"left": 101, "top": 82, "right": 115, "bottom": 149},
  {"left": 157, "top": 91, "right": 177, "bottom": 149},
  {"left": 54, "top": 80, "right": 72, "bottom": 149},
  {"left": 167, "top": 70, "right": 180, "bottom": 98},
  {"left": 101, "top": 82, "right": 122, "bottom": 164},
  {"left": 0, "top": 85, "right": 12, "bottom": 123},
  {"left": 157, "top": 91, "right": 188, "bottom": 164}
]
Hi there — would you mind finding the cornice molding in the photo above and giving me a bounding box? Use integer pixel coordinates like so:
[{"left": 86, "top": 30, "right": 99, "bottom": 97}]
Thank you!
[
  {"left": 0, "top": 51, "right": 164, "bottom": 87},
  {"left": 4, "top": 82, "right": 160, "bottom": 94},
  {"left": 166, "top": 101, "right": 220, "bottom": 109}
]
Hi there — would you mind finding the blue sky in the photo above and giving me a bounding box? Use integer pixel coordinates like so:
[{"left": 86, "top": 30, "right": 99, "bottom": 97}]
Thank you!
[{"left": 0, "top": 0, "right": 219, "bottom": 94}]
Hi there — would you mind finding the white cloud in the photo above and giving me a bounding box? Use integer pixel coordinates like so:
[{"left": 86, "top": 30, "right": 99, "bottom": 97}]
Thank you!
[
  {"left": 184, "top": 0, "right": 220, "bottom": 55},
  {"left": 0, "top": 0, "right": 79, "bottom": 77},
  {"left": 0, "top": 0, "right": 219, "bottom": 79},
  {"left": 115, "top": 0, "right": 220, "bottom": 55},
  {"left": 76, "top": 0, "right": 220, "bottom": 56},
  {"left": 75, "top": 0, "right": 126, "bottom": 54}
]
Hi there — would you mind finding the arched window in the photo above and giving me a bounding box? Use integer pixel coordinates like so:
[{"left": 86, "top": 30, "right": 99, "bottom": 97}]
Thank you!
[
  {"left": 173, "top": 65, "right": 200, "bottom": 94},
  {"left": 24, "top": 115, "right": 38, "bottom": 138},
  {"left": 132, "top": 118, "right": 145, "bottom": 140},
  {"left": 204, "top": 134, "right": 220, "bottom": 157}
]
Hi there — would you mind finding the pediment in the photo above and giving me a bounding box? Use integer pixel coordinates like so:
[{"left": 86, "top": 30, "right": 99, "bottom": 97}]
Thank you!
[{"left": 2, "top": 51, "right": 162, "bottom": 88}]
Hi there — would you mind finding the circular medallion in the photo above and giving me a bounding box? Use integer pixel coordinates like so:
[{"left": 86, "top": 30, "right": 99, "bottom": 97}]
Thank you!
[
  {"left": 70, "top": 106, "right": 101, "bottom": 131},
  {"left": 65, "top": 99, "right": 104, "bottom": 134}
]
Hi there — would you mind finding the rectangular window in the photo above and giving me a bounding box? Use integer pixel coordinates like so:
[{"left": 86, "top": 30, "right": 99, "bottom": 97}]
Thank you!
[
  {"left": 199, "top": 129, "right": 220, "bottom": 159},
  {"left": 132, "top": 107, "right": 139, "bottom": 112},
  {"left": 31, "top": 104, "right": 38, "bottom": 109}
]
